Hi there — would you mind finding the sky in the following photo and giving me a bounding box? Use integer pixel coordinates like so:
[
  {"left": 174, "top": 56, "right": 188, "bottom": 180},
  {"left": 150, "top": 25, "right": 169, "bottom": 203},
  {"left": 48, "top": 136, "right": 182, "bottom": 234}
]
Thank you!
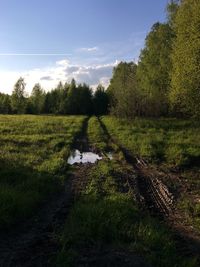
[{"left": 0, "top": 0, "right": 169, "bottom": 94}]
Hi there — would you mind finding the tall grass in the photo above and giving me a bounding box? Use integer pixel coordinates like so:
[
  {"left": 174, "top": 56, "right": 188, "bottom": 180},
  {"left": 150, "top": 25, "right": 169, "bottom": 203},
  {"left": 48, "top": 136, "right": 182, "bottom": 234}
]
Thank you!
[
  {"left": 58, "top": 159, "right": 197, "bottom": 267},
  {"left": 87, "top": 116, "right": 108, "bottom": 151},
  {"left": 0, "top": 115, "right": 86, "bottom": 229},
  {"left": 102, "top": 116, "right": 200, "bottom": 167},
  {"left": 58, "top": 117, "right": 197, "bottom": 267}
]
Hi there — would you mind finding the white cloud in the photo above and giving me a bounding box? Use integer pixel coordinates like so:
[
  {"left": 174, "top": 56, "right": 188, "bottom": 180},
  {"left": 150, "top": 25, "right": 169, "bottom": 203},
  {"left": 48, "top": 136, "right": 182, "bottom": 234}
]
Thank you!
[
  {"left": 0, "top": 32, "right": 145, "bottom": 95},
  {"left": 56, "top": 59, "right": 70, "bottom": 66},
  {"left": 79, "top": 46, "right": 99, "bottom": 52},
  {"left": 0, "top": 59, "right": 117, "bottom": 95}
]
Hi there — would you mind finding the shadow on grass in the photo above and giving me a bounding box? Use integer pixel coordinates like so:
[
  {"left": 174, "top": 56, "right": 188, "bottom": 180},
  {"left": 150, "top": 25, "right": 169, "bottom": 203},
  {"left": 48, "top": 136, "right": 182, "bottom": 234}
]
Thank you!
[
  {"left": 58, "top": 193, "right": 198, "bottom": 267},
  {"left": 0, "top": 158, "right": 63, "bottom": 230}
]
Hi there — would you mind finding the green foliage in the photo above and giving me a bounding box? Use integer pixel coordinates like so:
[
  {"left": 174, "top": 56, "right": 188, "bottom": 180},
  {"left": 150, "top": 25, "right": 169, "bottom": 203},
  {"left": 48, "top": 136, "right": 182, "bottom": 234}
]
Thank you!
[
  {"left": 1, "top": 78, "right": 109, "bottom": 115},
  {"left": 29, "top": 83, "right": 45, "bottom": 114},
  {"left": 0, "top": 93, "right": 11, "bottom": 114},
  {"left": 66, "top": 80, "right": 93, "bottom": 115},
  {"left": 137, "top": 22, "right": 174, "bottom": 116},
  {"left": 170, "top": 0, "right": 200, "bottom": 118},
  {"left": 11, "top": 77, "right": 27, "bottom": 114},
  {"left": 93, "top": 85, "right": 109, "bottom": 115},
  {"left": 108, "top": 62, "right": 141, "bottom": 118},
  {"left": 166, "top": 0, "right": 180, "bottom": 26}
]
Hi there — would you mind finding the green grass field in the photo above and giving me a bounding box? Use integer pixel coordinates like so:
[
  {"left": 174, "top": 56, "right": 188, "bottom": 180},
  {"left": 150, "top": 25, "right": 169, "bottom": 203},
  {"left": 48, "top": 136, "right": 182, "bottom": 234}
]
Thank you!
[
  {"left": 58, "top": 117, "right": 197, "bottom": 267},
  {"left": 0, "top": 115, "right": 199, "bottom": 266},
  {"left": 102, "top": 116, "right": 200, "bottom": 167},
  {"left": 101, "top": 116, "right": 200, "bottom": 234},
  {"left": 0, "top": 115, "right": 86, "bottom": 229}
]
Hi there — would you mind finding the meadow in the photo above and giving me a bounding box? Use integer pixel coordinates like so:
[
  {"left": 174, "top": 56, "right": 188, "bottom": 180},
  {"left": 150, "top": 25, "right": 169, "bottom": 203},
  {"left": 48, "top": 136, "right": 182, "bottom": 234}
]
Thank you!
[
  {"left": 0, "top": 115, "right": 199, "bottom": 266},
  {"left": 101, "top": 116, "right": 200, "bottom": 233},
  {"left": 58, "top": 116, "right": 197, "bottom": 267},
  {"left": 101, "top": 116, "right": 200, "bottom": 167},
  {"left": 0, "top": 115, "right": 86, "bottom": 229}
]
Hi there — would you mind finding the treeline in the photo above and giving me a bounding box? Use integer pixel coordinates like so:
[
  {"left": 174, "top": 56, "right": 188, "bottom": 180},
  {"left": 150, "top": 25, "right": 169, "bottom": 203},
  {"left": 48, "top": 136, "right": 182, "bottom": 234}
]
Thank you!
[
  {"left": 0, "top": 78, "right": 109, "bottom": 115},
  {"left": 1, "top": 0, "right": 199, "bottom": 119},
  {"left": 108, "top": 0, "right": 200, "bottom": 119}
]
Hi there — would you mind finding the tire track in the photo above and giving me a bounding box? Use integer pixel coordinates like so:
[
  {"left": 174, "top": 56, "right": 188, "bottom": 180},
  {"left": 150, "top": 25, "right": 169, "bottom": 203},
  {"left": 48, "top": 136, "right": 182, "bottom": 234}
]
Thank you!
[
  {"left": 0, "top": 117, "right": 92, "bottom": 267},
  {"left": 97, "top": 117, "right": 200, "bottom": 263},
  {"left": 97, "top": 117, "right": 173, "bottom": 217}
]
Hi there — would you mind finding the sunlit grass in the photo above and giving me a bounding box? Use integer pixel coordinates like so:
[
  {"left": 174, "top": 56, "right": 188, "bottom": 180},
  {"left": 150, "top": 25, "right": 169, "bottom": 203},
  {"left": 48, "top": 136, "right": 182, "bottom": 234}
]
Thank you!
[
  {"left": 87, "top": 116, "right": 107, "bottom": 151},
  {"left": 101, "top": 116, "right": 200, "bottom": 167}
]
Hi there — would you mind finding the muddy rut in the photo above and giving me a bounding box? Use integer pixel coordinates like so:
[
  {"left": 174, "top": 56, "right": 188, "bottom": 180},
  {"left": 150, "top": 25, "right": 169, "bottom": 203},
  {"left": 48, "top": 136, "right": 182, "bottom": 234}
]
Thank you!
[
  {"left": 0, "top": 118, "right": 91, "bottom": 267},
  {"left": 1, "top": 116, "right": 200, "bottom": 266},
  {"left": 97, "top": 118, "right": 173, "bottom": 216},
  {"left": 98, "top": 117, "right": 200, "bottom": 263}
]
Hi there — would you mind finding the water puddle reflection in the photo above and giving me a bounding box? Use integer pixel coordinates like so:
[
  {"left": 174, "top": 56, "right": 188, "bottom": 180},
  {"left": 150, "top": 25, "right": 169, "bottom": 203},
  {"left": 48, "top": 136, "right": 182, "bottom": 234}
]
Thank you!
[
  {"left": 68, "top": 149, "right": 114, "bottom": 165},
  {"left": 67, "top": 150, "right": 102, "bottom": 165}
]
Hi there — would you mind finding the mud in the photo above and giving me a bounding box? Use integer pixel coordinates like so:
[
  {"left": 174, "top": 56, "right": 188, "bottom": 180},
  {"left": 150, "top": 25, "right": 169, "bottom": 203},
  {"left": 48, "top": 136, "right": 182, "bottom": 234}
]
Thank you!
[
  {"left": 0, "top": 180, "right": 73, "bottom": 266},
  {"left": 74, "top": 247, "right": 152, "bottom": 267},
  {"left": 0, "top": 118, "right": 92, "bottom": 267},
  {"left": 98, "top": 117, "right": 200, "bottom": 263},
  {"left": 1, "top": 116, "right": 199, "bottom": 266}
]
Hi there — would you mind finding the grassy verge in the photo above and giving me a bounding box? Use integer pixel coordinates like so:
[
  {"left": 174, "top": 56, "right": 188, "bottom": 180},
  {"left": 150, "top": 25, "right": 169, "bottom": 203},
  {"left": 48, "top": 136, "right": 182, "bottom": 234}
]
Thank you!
[
  {"left": 176, "top": 168, "right": 200, "bottom": 232},
  {"left": 101, "top": 116, "right": 200, "bottom": 167},
  {"left": 101, "top": 116, "right": 200, "bottom": 234},
  {"left": 57, "top": 117, "right": 197, "bottom": 267},
  {"left": 58, "top": 161, "right": 197, "bottom": 267},
  {"left": 0, "top": 115, "right": 86, "bottom": 229}
]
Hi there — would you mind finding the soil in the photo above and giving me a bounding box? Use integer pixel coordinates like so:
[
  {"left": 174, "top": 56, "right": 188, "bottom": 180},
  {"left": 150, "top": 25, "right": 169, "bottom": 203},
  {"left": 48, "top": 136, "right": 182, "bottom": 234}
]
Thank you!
[
  {"left": 0, "top": 118, "right": 91, "bottom": 267},
  {"left": 0, "top": 117, "right": 152, "bottom": 267},
  {"left": 73, "top": 248, "right": 152, "bottom": 267},
  {"left": 98, "top": 118, "right": 200, "bottom": 263}
]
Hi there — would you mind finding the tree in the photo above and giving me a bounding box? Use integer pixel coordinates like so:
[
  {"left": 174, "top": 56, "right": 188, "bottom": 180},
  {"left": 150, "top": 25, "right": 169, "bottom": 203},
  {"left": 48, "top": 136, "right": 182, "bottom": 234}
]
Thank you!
[
  {"left": 30, "top": 83, "right": 45, "bottom": 114},
  {"left": 93, "top": 85, "right": 109, "bottom": 115},
  {"left": 65, "top": 79, "right": 79, "bottom": 114},
  {"left": 77, "top": 84, "right": 93, "bottom": 115},
  {"left": 137, "top": 22, "right": 174, "bottom": 116},
  {"left": 43, "top": 92, "right": 52, "bottom": 113},
  {"left": 170, "top": 0, "right": 200, "bottom": 118},
  {"left": 60, "top": 82, "right": 70, "bottom": 114},
  {"left": 0, "top": 93, "right": 11, "bottom": 114},
  {"left": 11, "top": 78, "right": 27, "bottom": 114},
  {"left": 166, "top": 0, "right": 180, "bottom": 27},
  {"left": 108, "top": 62, "right": 141, "bottom": 118}
]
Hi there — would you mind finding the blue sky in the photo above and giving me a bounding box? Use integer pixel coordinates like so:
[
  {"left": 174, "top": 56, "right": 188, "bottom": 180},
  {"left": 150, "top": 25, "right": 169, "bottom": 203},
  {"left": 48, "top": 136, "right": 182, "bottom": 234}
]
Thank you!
[{"left": 0, "top": 0, "right": 168, "bottom": 94}]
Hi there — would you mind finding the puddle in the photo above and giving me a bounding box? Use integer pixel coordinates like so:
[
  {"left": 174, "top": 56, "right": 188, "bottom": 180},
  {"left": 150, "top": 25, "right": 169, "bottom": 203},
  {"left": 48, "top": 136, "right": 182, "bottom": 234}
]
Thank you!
[
  {"left": 67, "top": 150, "right": 102, "bottom": 165},
  {"left": 106, "top": 152, "right": 113, "bottom": 160}
]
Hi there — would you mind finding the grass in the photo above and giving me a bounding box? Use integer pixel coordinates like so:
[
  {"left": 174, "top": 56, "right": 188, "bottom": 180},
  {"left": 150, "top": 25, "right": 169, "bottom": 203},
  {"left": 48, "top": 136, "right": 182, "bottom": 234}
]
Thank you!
[
  {"left": 57, "top": 116, "right": 197, "bottom": 267},
  {"left": 87, "top": 116, "right": 107, "bottom": 152},
  {"left": 58, "top": 161, "right": 197, "bottom": 267},
  {"left": 0, "top": 115, "right": 86, "bottom": 229},
  {"left": 176, "top": 168, "right": 200, "bottom": 232},
  {"left": 101, "top": 116, "right": 200, "bottom": 167},
  {"left": 101, "top": 116, "right": 200, "bottom": 236}
]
